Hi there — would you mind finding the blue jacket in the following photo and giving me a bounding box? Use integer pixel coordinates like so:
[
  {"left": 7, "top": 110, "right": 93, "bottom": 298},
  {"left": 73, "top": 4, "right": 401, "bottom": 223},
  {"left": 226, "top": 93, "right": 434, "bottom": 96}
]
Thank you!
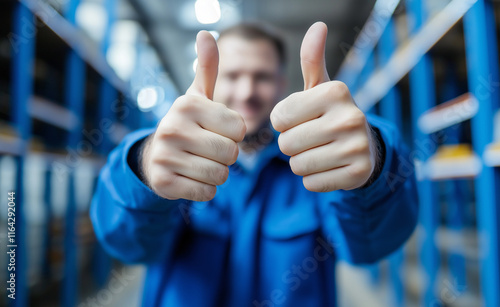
[{"left": 91, "top": 114, "right": 418, "bottom": 307}]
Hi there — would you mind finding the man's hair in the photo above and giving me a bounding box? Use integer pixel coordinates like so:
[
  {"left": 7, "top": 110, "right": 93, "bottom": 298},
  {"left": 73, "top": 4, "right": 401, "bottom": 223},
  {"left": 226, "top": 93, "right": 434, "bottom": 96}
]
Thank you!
[{"left": 218, "top": 22, "right": 286, "bottom": 68}]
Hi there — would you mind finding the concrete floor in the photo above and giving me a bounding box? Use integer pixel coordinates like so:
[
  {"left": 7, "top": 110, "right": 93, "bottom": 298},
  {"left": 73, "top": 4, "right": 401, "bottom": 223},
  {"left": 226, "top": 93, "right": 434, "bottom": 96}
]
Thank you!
[{"left": 94, "top": 263, "right": 391, "bottom": 307}]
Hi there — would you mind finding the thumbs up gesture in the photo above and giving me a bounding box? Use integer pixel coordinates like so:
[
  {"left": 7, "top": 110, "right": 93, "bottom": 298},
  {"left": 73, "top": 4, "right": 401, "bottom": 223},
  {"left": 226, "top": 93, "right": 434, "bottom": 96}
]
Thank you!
[
  {"left": 142, "top": 31, "right": 246, "bottom": 201},
  {"left": 270, "top": 22, "right": 378, "bottom": 192}
]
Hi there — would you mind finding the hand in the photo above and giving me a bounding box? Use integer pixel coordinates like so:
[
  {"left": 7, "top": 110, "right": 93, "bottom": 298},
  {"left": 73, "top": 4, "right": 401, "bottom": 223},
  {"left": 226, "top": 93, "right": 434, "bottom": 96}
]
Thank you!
[
  {"left": 142, "top": 31, "right": 246, "bottom": 201},
  {"left": 270, "top": 22, "right": 377, "bottom": 192}
]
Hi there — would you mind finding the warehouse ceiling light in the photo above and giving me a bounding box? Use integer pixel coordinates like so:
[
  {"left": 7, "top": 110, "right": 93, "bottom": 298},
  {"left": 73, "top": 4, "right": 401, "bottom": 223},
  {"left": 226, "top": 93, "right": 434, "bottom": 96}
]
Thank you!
[
  {"left": 192, "top": 58, "right": 198, "bottom": 73},
  {"left": 75, "top": 1, "right": 107, "bottom": 42},
  {"left": 137, "top": 86, "right": 160, "bottom": 111},
  {"left": 107, "top": 44, "right": 136, "bottom": 80},
  {"left": 195, "top": 0, "right": 221, "bottom": 24},
  {"left": 107, "top": 21, "right": 140, "bottom": 80}
]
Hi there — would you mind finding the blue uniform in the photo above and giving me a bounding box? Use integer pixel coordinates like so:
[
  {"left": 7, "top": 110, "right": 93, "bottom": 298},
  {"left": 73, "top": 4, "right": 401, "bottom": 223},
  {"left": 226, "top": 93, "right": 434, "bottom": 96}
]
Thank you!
[{"left": 91, "top": 114, "right": 418, "bottom": 307}]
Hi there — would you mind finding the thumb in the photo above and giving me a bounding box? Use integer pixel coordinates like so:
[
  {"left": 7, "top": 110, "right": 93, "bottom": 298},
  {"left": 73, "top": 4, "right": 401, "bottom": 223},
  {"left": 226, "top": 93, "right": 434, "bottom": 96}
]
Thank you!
[
  {"left": 300, "top": 22, "right": 330, "bottom": 90},
  {"left": 187, "top": 31, "right": 219, "bottom": 99}
]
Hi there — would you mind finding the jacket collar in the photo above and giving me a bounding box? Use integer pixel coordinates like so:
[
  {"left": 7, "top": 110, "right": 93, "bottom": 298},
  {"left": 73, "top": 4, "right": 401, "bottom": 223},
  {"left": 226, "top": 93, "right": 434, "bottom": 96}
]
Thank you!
[{"left": 234, "top": 128, "right": 289, "bottom": 174}]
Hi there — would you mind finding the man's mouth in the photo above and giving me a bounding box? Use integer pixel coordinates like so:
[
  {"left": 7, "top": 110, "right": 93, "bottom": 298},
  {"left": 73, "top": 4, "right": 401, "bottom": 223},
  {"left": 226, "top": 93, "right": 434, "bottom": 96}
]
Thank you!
[{"left": 235, "top": 104, "right": 262, "bottom": 119}]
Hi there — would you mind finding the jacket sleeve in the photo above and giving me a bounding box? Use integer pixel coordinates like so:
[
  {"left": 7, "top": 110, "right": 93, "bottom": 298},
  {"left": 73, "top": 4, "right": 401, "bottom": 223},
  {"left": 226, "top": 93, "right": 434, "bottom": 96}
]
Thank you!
[
  {"left": 320, "top": 114, "right": 419, "bottom": 264},
  {"left": 90, "top": 128, "right": 189, "bottom": 264}
]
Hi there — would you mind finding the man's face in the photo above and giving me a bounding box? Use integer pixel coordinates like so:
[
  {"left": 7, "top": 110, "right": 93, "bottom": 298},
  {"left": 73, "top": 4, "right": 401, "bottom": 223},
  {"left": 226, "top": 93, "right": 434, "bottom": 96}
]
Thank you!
[{"left": 214, "top": 35, "right": 286, "bottom": 136}]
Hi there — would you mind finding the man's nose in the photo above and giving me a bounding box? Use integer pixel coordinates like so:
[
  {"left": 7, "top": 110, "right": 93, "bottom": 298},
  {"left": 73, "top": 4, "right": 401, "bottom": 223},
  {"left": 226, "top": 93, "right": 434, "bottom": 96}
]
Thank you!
[{"left": 234, "top": 76, "right": 256, "bottom": 102}]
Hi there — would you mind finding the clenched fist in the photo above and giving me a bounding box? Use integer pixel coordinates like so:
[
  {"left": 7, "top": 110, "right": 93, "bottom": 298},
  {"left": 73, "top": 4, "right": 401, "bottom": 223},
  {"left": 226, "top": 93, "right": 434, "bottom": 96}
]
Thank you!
[
  {"left": 270, "top": 22, "right": 379, "bottom": 192},
  {"left": 141, "top": 31, "right": 246, "bottom": 201}
]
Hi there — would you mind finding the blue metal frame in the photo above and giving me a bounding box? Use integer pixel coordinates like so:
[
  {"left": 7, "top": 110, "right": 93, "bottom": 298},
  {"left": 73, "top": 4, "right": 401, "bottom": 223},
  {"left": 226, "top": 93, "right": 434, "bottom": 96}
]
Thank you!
[
  {"left": 9, "top": 2, "right": 35, "bottom": 306},
  {"left": 91, "top": 0, "right": 118, "bottom": 287},
  {"left": 445, "top": 179, "right": 467, "bottom": 288},
  {"left": 41, "top": 166, "right": 52, "bottom": 282},
  {"left": 378, "top": 17, "right": 402, "bottom": 132},
  {"left": 335, "top": 0, "right": 401, "bottom": 88},
  {"left": 463, "top": 1, "right": 500, "bottom": 306},
  {"left": 440, "top": 65, "right": 468, "bottom": 294},
  {"left": 62, "top": 0, "right": 86, "bottom": 306},
  {"left": 377, "top": 16, "right": 405, "bottom": 307},
  {"left": 354, "top": 51, "right": 375, "bottom": 100},
  {"left": 405, "top": 0, "right": 440, "bottom": 306}
]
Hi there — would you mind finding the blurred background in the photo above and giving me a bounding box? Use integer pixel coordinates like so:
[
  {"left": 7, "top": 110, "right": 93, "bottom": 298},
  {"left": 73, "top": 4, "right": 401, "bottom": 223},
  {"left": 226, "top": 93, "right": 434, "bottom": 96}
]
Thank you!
[{"left": 0, "top": 0, "right": 500, "bottom": 306}]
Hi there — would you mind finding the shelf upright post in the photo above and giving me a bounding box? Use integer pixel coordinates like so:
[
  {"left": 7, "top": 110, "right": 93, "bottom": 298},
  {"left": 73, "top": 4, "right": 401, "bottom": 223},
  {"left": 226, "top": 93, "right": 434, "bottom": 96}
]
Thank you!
[
  {"left": 41, "top": 167, "right": 52, "bottom": 282},
  {"left": 463, "top": 1, "right": 500, "bottom": 306},
  {"left": 355, "top": 50, "right": 381, "bottom": 285},
  {"left": 377, "top": 16, "right": 404, "bottom": 307},
  {"left": 405, "top": 0, "right": 440, "bottom": 306},
  {"left": 91, "top": 0, "right": 117, "bottom": 288},
  {"left": 9, "top": 2, "right": 35, "bottom": 306},
  {"left": 356, "top": 51, "right": 376, "bottom": 114},
  {"left": 61, "top": 0, "right": 86, "bottom": 306},
  {"left": 441, "top": 70, "right": 467, "bottom": 296},
  {"left": 378, "top": 17, "right": 402, "bottom": 132},
  {"left": 98, "top": 0, "right": 118, "bottom": 155}
]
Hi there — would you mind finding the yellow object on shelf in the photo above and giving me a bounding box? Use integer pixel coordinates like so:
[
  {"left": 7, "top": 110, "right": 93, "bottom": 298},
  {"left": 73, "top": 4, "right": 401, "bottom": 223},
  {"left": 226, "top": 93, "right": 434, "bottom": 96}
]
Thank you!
[
  {"left": 0, "top": 121, "right": 24, "bottom": 156},
  {"left": 426, "top": 144, "right": 482, "bottom": 180}
]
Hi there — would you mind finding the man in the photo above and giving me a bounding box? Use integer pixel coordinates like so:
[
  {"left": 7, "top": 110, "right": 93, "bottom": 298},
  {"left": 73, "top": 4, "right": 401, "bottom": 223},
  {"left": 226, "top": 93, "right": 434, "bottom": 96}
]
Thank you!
[{"left": 91, "top": 22, "right": 418, "bottom": 306}]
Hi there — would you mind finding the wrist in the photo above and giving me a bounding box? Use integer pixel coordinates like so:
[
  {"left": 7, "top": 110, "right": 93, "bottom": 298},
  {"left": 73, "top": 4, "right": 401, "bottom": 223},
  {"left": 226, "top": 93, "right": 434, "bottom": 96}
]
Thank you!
[
  {"left": 361, "top": 125, "right": 385, "bottom": 188},
  {"left": 128, "top": 133, "right": 154, "bottom": 188}
]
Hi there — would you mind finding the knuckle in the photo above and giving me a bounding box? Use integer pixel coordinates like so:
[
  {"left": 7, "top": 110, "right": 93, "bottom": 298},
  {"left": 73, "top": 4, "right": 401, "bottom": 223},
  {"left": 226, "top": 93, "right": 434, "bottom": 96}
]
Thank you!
[
  {"left": 213, "top": 166, "right": 229, "bottom": 185},
  {"left": 150, "top": 173, "right": 176, "bottom": 198},
  {"left": 351, "top": 109, "right": 367, "bottom": 125},
  {"left": 183, "top": 187, "right": 198, "bottom": 202},
  {"left": 323, "top": 121, "right": 338, "bottom": 135},
  {"left": 289, "top": 156, "right": 307, "bottom": 176},
  {"left": 174, "top": 95, "right": 192, "bottom": 110},
  {"left": 288, "top": 91, "right": 300, "bottom": 101},
  {"left": 214, "top": 104, "right": 247, "bottom": 141},
  {"left": 198, "top": 185, "right": 217, "bottom": 202},
  {"left": 303, "top": 176, "right": 331, "bottom": 193},
  {"left": 348, "top": 161, "right": 372, "bottom": 179},
  {"left": 157, "top": 123, "right": 185, "bottom": 141},
  {"left": 225, "top": 142, "right": 239, "bottom": 165},
  {"left": 209, "top": 137, "right": 226, "bottom": 156},
  {"left": 270, "top": 106, "right": 288, "bottom": 132},
  {"left": 149, "top": 172, "right": 167, "bottom": 189},
  {"left": 230, "top": 111, "right": 247, "bottom": 141},
  {"left": 328, "top": 81, "right": 351, "bottom": 98},
  {"left": 341, "top": 109, "right": 366, "bottom": 131},
  {"left": 350, "top": 138, "right": 370, "bottom": 155},
  {"left": 277, "top": 133, "right": 293, "bottom": 156},
  {"left": 182, "top": 182, "right": 213, "bottom": 202},
  {"left": 270, "top": 109, "right": 282, "bottom": 131},
  {"left": 174, "top": 95, "right": 201, "bottom": 114}
]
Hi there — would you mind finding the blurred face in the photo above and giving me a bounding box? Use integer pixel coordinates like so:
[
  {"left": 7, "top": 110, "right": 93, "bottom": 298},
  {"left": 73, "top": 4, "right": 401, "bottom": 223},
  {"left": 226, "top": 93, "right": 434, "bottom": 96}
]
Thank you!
[{"left": 214, "top": 36, "right": 286, "bottom": 136}]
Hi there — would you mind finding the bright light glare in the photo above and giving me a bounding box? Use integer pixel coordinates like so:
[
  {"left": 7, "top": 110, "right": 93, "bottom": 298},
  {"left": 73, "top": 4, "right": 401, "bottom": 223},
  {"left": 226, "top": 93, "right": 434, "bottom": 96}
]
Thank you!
[
  {"left": 195, "top": 0, "right": 221, "bottom": 24},
  {"left": 107, "top": 44, "right": 136, "bottom": 80},
  {"left": 192, "top": 58, "right": 198, "bottom": 73},
  {"left": 111, "top": 21, "right": 140, "bottom": 44},
  {"left": 209, "top": 31, "right": 220, "bottom": 40},
  {"left": 107, "top": 21, "right": 141, "bottom": 80},
  {"left": 137, "top": 87, "right": 159, "bottom": 111},
  {"left": 76, "top": 2, "right": 107, "bottom": 42}
]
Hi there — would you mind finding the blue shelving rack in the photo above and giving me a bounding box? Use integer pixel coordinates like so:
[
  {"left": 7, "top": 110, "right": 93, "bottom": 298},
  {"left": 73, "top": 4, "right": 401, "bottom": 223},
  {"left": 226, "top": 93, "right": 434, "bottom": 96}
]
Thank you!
[
  {"left": 3, "top": 0, "right": 174, "bottom": 305},
  {"left": 4, "top": 0, "right": 499, "bottom": 306},
  {"left": 463, "top": 1, "right": 500, "bottom": 306},
  {"left": 336, "top": 0, "right": 500, "bottom": 306},
  {"left": 10, "top": 3, "right": 33, "bottom": 307}
]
